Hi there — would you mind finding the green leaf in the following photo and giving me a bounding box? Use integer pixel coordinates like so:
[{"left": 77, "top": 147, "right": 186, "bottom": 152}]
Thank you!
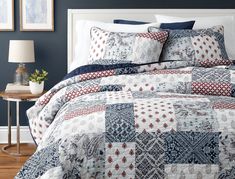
[{"left": 29, "top": 69, "right": 48, "bottom": 83}]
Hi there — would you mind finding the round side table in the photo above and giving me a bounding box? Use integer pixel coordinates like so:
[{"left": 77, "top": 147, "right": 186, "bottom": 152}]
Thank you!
[{"left": 0, "top": 91, "right": 44, "bottom": 156}]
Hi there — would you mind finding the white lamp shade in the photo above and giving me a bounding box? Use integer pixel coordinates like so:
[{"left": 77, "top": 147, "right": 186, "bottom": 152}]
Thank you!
[{"left": 8, "top": 40, "right": 35, "bottom": 63}]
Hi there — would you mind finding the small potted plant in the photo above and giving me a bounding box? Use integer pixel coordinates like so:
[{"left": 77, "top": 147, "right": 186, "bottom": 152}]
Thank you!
[{"left": 29, "top": 69, "right": 48, "bottom": 95}]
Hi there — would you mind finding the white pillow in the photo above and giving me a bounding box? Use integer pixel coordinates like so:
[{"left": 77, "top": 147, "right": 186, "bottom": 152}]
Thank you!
[
  {"left": 154, "top": 15, "right": 235, "bottom": 60},
  {"left": 69, "top": 20, "right": 159, "bottom": 72}
]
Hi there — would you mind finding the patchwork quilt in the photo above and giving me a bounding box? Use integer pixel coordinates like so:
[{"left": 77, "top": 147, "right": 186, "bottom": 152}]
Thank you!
[{"left": 16, "top": 62, "right": 235, "bottom": 179}]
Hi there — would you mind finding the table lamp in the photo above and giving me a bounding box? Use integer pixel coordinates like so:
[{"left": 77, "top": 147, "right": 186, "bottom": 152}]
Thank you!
[{"left": 8, "top": 40, "right": 35, "bottom": 85}]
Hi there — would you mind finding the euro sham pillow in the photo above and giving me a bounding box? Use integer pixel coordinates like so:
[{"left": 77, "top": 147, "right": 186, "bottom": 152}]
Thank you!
[
  {"left": 148, "top": 25, "right": 232, "bottom": 67},
  {"left": 160, "top": 21, "right": 195, "bottom": 30},
  {"left": 113, "top": 19, "right": 195, "bottom": 30},
  {"left": 88, "top": 27, "right": 168, "bottom": 65},
  {"left": 113, "top": 19, "right": 148, "bottom": 25}
]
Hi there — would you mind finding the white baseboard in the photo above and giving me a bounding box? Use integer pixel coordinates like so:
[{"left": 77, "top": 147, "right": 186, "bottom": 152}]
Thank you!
[{"left": 0, "top": 126, "right": 34, "bottom": 144}]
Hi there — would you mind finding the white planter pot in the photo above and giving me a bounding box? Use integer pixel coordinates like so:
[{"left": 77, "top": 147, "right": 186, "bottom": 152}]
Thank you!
[{"left": 29, "top": 81, "right": 44, "bottom": 95}]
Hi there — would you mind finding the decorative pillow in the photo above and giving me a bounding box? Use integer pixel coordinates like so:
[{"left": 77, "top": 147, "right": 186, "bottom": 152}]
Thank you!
[
  {"left": 154, "top": 15, "right": 235, "bottom": 60},
  {"left": 148, "top": 25, "right": 232, "bottom": 67},
  {"left": 88, "top": 27, "right": 168, "bottom": 65},
  {"left": 113, "top": 19, "right": 148, "bottom": 25},
  {"left": 160, "top": 21, "right": 195, "bottom": 30},
  {"left": 114, "top": 19, "right": 195, "bottom": 30}
]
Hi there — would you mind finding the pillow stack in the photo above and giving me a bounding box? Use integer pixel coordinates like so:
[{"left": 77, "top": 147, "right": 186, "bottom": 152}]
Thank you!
[
  {"left": 70, "top": 20, "right": 160, "bottom": 72},
  {"left": 71, "top": 15, "right": 233, "bottom": 71}
]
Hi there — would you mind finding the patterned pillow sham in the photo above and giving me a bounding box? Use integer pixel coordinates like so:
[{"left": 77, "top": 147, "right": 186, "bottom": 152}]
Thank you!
[
  {"left": 113, "top": 19, "right": 195, "bottom": 30},
  {"left": 88, "top": 27, "right": 168, "bottom": 65},
  {"left": 148, "top": 25, "right": 232, "bottom": 67},
  {"left": 113, "top": 19, "right": 148, "bottom": 25}
]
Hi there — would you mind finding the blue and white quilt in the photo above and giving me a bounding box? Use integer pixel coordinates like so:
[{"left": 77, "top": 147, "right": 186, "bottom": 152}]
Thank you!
[{"left": 16, "top": 62, "right": 235, "bottom": 179}]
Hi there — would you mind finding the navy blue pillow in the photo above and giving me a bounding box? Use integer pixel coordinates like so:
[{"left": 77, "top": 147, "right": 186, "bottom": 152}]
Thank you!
[
  {"left": 113, "top": 19, "right": 148, "bottom": 25},
  {"left": 160, "top": 21, "right": 195, "bottom": 30},
  {"left": 114, "top": 19, "right": 195, "bottom": 30}
]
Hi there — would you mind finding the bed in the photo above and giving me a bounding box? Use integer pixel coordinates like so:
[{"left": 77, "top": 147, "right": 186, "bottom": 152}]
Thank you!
[{"left": 16, "top": 9, "right": 235, "bottom": 179}]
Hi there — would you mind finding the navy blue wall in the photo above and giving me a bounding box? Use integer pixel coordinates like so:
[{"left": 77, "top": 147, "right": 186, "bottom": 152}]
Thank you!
[{"left": 0, "top": 0, "right": 235, "bottom": 126}]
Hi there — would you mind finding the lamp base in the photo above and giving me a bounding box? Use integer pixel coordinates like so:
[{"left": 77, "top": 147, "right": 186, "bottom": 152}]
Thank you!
[{"left": 14, "top": 64, "right": 29, "bottom": 86}]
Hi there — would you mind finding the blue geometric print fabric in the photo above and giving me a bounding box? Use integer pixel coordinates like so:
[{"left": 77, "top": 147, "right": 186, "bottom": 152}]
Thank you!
[
  {"left": 135, "top": 132, "right": 165, "bottom": 179},
  {"left": 15, "top": 141, "right": 60, "bottom": 178},
  {"left": 192, "top": 67, "right": 231, "bottom": 83},
  {"left": 165, "top": 131, "right": 220, "bottom": 164},
  {"left": 105, "top": 103, "right": 135, "bottom": 142}
]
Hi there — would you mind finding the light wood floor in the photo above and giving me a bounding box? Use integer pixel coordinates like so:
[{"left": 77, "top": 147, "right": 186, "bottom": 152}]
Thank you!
[{"left": 0, "top": 144, "right": 36, "bottom": 179}]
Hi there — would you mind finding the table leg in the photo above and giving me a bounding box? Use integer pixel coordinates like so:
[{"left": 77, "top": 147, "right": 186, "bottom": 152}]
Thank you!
[
  {"left": 7, "top": 101, "right": 11, "bottom": 146},
  {"left": 16, "top": 101, "right": 20, "bottom": 154}
]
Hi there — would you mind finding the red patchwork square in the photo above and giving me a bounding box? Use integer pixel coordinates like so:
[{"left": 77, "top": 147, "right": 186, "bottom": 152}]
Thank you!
[{"left": 192, "top": 82, "right": 232, "bottom": 96}]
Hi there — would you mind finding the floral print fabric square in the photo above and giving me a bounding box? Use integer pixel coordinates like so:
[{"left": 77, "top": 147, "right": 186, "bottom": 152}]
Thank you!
[
  {"left": 148, "top": 25, "right": 232, "bottom": 67},
  {"left": 134, "top": 99, "right": 176, "bottom": 133},
  {"left": 88, "top": 27, "right": 168, "bottom": 65}
]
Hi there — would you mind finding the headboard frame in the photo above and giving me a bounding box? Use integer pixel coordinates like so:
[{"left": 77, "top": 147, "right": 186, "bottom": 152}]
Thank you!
[{"left": 67, "top": 9, "right": 235, "bottom": 72}]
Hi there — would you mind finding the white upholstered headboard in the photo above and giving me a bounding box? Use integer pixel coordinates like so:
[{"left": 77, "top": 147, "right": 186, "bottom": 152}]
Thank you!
[{"left": 67, "top": 9, "right": 235, "bottom": 72}]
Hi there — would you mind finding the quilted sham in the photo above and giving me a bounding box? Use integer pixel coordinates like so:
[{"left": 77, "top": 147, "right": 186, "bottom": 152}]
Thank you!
[
  {"left": 149, "top": 25, "right": 233, "bottom": 67},
  {"left": 15, "top": 62, "right": 235, "bottom": 179},
  {"left": 88, "top": 27, "right": 168, "bottom": 65}
]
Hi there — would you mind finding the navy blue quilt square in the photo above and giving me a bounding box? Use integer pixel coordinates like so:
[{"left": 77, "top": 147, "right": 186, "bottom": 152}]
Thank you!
[
  {"left": 105, "top": 103, "right": 135, "bottom": 142},
  {"left": 135, "top": 132, "right": 165, "bottom": 179},
  {"left": 165, "top": 131, "right": 220, "bottom": 164}
]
